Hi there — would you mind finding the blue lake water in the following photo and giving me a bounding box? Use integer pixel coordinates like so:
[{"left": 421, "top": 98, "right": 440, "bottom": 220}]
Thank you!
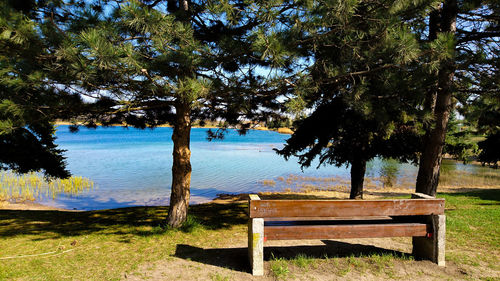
[{"left": 38, "top": 125, "right": 474, "bottom": 210}]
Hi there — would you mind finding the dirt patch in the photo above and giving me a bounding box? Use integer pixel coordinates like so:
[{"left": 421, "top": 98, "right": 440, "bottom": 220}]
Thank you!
[{"left": 125, "top": 237, "right": 479, "bottom": 280}]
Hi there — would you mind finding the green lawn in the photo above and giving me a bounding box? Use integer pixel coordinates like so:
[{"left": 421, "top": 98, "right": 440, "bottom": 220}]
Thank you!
[
  {"left": 0, "top": 203, "right": 248, "bottom": 280},
  {"left": 0, "top": 189, "right": 499, "bottom": 280},
  {"left": 439, "top": 189, "right": 500, "bottom": 271}
]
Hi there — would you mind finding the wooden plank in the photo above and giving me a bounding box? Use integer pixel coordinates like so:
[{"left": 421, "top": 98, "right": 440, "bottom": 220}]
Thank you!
[
  {"left": 412, "top": 193, "right": 435, "bottom": 199},
  {"left": 263, "top": 216, "right": 392, "bottom": 222},
  {"left": 264, "top": 223, "right": 429, "bottom": 240},
  {"left": 265, "top": 218, "right": 402, "bottom": 226},
  {"left": 250, "top": 199, "right": 444, "bottom": 218}
]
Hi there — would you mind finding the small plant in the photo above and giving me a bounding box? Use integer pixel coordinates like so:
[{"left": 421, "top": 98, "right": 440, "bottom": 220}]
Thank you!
[
  {"left": 179, "top": 215, "right": 204, "bottom": 233},
  {"left": 347, "top": 255, "right": 361, "bottom": 267},
  {"left": 400, "top": 253, "right": 414, "bottom": 261},
  {"left": 337, "top": 263, "right": 351, "bottom": 277},
  {"left": 369, "top": 253, "right": 396, "bottom": 275},
  {"left": 293, "top": 253, "right": 315, "bottom": 269},
  {"left": 151, "top": 225, "right": 168, "bottom": 235},
  {"left": 270, "top": 254, "right": 290, "bottom": 280},
  {"left": 347, "top": 254, "right": 368, "bottom": 273},
  {"left": 211, "top": 273, "right": 229, "bottom": 281}
]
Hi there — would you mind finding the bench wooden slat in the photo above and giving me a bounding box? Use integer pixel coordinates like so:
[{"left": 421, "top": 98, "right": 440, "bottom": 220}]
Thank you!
[
  {"left": 264, "top": 223, "right": 429, "bottom": 240},
  {"left": 264, "top": 218, "right": 421, "bottom": 226},
  {"left": 250, "top": 199, "right": 444, "bottom": 218}
]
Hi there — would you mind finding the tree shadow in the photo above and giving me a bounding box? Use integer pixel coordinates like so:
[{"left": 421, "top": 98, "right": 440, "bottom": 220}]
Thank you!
[
  {"left": 0, "top": 202, "right": 251, "bottom": 239},
  {"left": 440, "top": 188, "right": 500, "bottom": 202},
  {"left": 174, "top": 240, "right": 408, "bottom": 273},
  {"left": 0, "top": 206, "right": 166, "bottom": 238}
]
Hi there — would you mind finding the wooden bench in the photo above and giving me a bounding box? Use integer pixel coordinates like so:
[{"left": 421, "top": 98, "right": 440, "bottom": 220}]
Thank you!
[{"left": 248, "top": 193, "right": 445, "bottom": 276}]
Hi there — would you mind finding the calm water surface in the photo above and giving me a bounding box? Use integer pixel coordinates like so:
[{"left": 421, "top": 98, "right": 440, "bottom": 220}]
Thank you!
[{"left": 40, "top": 125, "right": 482, "bottom": 210}]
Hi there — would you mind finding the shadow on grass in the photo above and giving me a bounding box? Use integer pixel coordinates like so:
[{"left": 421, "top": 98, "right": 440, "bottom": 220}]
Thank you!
[
  {"left": 174, "top": 240, "right": 409, "bottom": 273},
  {"left": 439, "top": 188, "right": 500, "bottom": 202},
  {"left": 0, "top": 202, "right": 249, "bottom": 239}
]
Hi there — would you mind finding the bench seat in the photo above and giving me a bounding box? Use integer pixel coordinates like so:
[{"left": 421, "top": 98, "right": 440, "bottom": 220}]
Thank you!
[{"left": 248, "top": 194, "right": 445, "bottom": 276}]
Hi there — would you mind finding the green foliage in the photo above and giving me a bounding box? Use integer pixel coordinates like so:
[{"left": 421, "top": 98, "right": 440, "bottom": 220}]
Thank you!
[
  {"left": 179, "top": 215, "right": 205, "bottom": 233},
  {"left": 278, "top": 98, "right": 422, "bottom": 170},
  {"left": 270, "top": 254, "right": 290, "bottom": 280},
  {"left": 265, "top": 1, "right": 429, "bottom": 184},
  {"left": 266, "top": 117, "right": 292, "bottom": 129},
  {"left": 478, "top": 133, "right": 500, "bottom": 167},
  {"left": 443, "top": 112, "right": 479, "bottom": 163},
  {"left": 380, "top": 159, "right": 400, "bottom": 187},
  {"left": 0, "top": 1, "right": 87, "bottom": 178},
  {"left": 459, "top": 87, "right": 500, "bottom": 167},
  {"left": 427, "top": 32, "right": 457, "bottom": 73},
  {"left": 54, "top": 0, "right": 279, "bottom": 130},
  {"left": 292, "top": 253, "right": 316, "bottom": 269}
]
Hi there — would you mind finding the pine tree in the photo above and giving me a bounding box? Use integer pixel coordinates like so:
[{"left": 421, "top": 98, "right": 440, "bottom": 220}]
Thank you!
[
  {"left": 442, "top": 112, "right": 478, "bottom": 164},
  {"left": 0, "top": 0, "right": 85, "bottom": 178},
  {"left": 257, "top": 0, "right": 499, "bottom": 197},
  {"left": 415, "top": 0, "right": 500, "bottom": 195},
  {"left": 258, "top": 0, "right": 431, "bottom": 199},
  {"left": 461, "top": 92, "right": 500, "bottom": 167},
  {"left": 58, "top": 0, "right": 272, "bottom": 227}
]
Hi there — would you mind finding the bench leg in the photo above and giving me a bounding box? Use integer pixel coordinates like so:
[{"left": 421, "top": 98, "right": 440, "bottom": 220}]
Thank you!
[
  {"left": 248, "top": 218, "right": 264, "bottom": 276},
  {"left": 412, "top": 214, "right": 445, "bottom": 266}
]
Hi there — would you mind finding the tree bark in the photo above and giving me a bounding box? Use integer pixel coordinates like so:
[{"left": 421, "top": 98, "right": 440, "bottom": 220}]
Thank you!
[
  {"left": 416, "top": 0, "right": 457, "bottom": 196},
  {"left": 350, "top": 158, "right": 366, "bottom": 199},
  {"left": 167, "top": 101, "right": 192, "bottom": 228},
  {"left": 166, "top": 0, "right": 193, "bottom": 228}
]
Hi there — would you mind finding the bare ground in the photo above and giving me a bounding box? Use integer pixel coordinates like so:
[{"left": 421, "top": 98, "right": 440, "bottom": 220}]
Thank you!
[{"left": 125, "top": 236, "right": 490, "bottom": 281}]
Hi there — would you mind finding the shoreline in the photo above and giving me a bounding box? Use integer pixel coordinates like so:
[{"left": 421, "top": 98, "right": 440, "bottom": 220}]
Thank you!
[
  {"left": 0, "top": 200, "right": 73, "bottom": 211},
  {"left": 3, "top": 184, "right": 498, "bottom": 211}
]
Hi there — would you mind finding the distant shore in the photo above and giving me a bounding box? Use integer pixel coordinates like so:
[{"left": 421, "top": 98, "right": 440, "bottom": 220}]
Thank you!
[{"left": 54, "top": 121, "right": 293, "bottom": 134}]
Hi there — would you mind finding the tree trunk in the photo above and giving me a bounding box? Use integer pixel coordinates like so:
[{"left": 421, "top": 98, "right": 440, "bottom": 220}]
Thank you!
[
  {"left": 166, "top": 0, "right": 192, "bottom": 228},
  {"left": 350, "top": 159, "right": 366, "bottom": 199},
  {"left": 167, "top": 101, "right": 192, "bottom": 228},
  {"left": 416, "top": 0, "right": 457, "bottom": 196}
]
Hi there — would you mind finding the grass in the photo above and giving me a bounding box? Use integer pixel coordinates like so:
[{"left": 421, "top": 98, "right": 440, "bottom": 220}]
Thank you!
[
  {"left": 211, "top": 273, "right": 230, "bottom": 281},
  {"left": 292, "top": 253, "right": 316, "bottom": 269},
  {"left": 0, "top": 189, "right": 499, "bottom": 280},
  {"left": 0, "top": 171, "right": 93, "bottom": 202},
  {"left": 270, "top": 254, "right": 290, "bottom": 279},
  {"left": 439, "top": 189, "right": 500, "bottom": 271},
  {"left": 440, "top": 168, "right": 500, "bottom": 188},
  {"left": 441, "top": 189, "right": 500, "bottom": 248},
  {"left": 0, "top": 203, "right": 248, "bottom": 280}
]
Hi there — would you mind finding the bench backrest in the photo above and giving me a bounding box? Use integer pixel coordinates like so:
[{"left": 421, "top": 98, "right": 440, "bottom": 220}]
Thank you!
[{"left": 249, "top": 196, "right": 444, "bottom": 218}]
